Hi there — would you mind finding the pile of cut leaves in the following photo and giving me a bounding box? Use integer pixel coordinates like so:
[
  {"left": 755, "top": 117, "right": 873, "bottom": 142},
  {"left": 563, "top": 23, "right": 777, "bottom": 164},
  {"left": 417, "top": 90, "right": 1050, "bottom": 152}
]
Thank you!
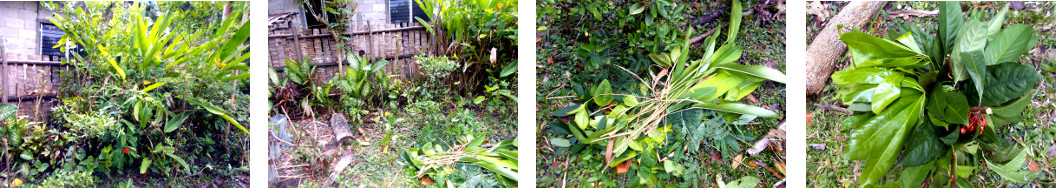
[
  {"left": 546, "top": 0, "right": 786, "bottom": 186},
  {"left": 831, "top": 2, "right": 1043, "bottom": 186}
]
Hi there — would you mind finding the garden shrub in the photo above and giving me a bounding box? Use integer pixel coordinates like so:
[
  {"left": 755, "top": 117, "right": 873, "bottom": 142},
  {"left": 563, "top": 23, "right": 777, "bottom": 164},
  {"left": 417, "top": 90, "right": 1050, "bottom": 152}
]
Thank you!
[
  {"left": 0, "top": 2, "right": 253, "bottom": 185},
  {"left": 415, "top": 54, "right": 458, "bottom": 83},
  {"left": 415, "top": 0, "right": 518, "bottom": 96}
]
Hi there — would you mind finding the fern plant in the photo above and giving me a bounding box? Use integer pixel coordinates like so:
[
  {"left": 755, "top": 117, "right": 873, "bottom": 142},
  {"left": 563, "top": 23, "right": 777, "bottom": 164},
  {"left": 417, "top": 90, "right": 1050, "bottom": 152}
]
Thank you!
[{"left": 831, "top": 2, "right": 1041, "bottom": 186}]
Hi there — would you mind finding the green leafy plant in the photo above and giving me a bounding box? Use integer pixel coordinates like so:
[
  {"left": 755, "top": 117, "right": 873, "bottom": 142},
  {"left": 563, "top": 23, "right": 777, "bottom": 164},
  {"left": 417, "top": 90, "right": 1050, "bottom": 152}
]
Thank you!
[
  {"left": 548, "top": 0, "right": 785, "bottom": 184},
  {"left": 27, "top": 2, "right": 252, "bottom": 185},
  {"left": 334, "top": 53, "right": 390, "bottom": 122},
  {"left": 831, "top": 2, "right": 1041, "bottom": 186},
  {"left": 415, "top": 0, "right": 517, "bottom": 95},
  {"left": 402, "top": 135, "right": 518, "bottom": 187}
]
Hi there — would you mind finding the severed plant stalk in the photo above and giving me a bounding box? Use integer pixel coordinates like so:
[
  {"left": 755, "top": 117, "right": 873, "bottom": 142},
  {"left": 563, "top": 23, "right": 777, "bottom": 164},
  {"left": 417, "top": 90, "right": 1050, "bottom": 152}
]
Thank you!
[
  {"left": 402, "top": 135, "right": 518, "bottom": 186},
  {"left": 550, "top": 0, "right": 786, "bottom": 171}
]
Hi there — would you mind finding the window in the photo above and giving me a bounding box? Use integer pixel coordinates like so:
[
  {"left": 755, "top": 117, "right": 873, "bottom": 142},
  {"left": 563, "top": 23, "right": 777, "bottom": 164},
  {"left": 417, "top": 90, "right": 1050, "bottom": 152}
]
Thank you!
[
  {"left": 40, "top": 23, "right": 65, "bottom": 57},
  {"left": 389, "top": 0, "right": 429, "bottom": 24},
  {"left": 302, "top": 0, "right": 336, "bottom": 28}
]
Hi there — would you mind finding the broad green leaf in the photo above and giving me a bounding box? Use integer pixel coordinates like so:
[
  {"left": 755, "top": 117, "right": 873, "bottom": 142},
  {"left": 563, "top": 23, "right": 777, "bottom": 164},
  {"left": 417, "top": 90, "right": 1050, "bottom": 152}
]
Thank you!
[
  {"left": 498, "top": 90, "right": 518, "bottom": 103},
  {"left": 594, "top": 80, "right": 613, "bottom": 106},
  {"left": 473, "top": 96, "right": 485, "bottom": 104},
  {"left": 164, "top": 152, "right": 191, "bottom": 172},
  {"left": 871, "top": 72, "right": 903, "bottom": 114},
  {"left": 163, "top": 113, "right": 187, "bottom": 133},
  {"left": 725, "top": 176, "right": 759, "bottom": 188},
  {"left": 628, "top": 3, "right": 645, "bottom": 15},
  {"left": 898, "top": 120, "right": 948, "bottom": 166},
  {"left": 712, "top": 64, "right": 786, "bottom": 84},
  {"left": 219, "top": 73, "right": 250, "bottom": 82},
  {"left": 574, "top": 110, "right": 589, "bottom": 130},
  {"left": 984, "top": 148, "right": 1038, "bottom": 183},
  {"left": 649, "top": 53, "right": 671, "bottom": 67},
  {"left": 927, "top": 88, "right": 969, "bottom": 126},
  {"left": 838, "top": 84, "right": 878, "bottom": 104},
  {"left": 991, "top": 91, "right": 1033, "bottom": 118},
  {"left": 140, "top": 158, "right": 151, "bottom": 174},
  {"left": 938, "top": 1, "right": 964, "bottom": 51},
  {"left": 589, "top": 4, "right": 602, "bottom": 20},
  {"left": 692, "top": 103, "right": 778, "bottom": 118},
  {"left": 0, "top": 104, "right": 18, "bottom": 121},
  {"left": 141, "top": 81, "right": 167, "bottom": 92},
  {"left": 950, "top": 20, "right": 987, "bottom": 82},
  {"left": 623, "top": 96, "right": 639, "bottom": 107},
  {"left": 959, "top": 51, "right": 987, "bottom": 105},
  {"left": 201, "top": 102, "right": 249, "bottom": 135},
  {"left": 985, "top": 4, "right": 1009, "bottom": 39},
  {"left": 707, "top": 45, "right": 743, "bottom": 66},
  {"left": 677, "top": 87, "right": 717, "bottom": 101},
  {"left": 726, "top": 0, "right": 742, "bottom": 45},
  {"left": 844, "top": 93, "right": 925, "bottom": 187},
  {"left": 895, "top": 31, "right": 922, "bottom": 53},
  {"left": 550, "top": 137, "right": 571, "bottom": 147},
  {"left": 662, "top": 160, "right": 685, "bottom": 177},
  {"left": 984, "top": 25, "right": 1037, "bottom": 65},
  {"left": 840, "top": 32, "right": 928, "bottom": 68},
  {"left": 982, "top": 63, "right": 1041, "bottom": 106},
  {"left": 831, "top": 67, "right": 895, "bottom": 85},
  {"left": 551, "top": 103, "right": 582, "bottom": 117},
  {"left": 97, "top": 44, "right": 126, "bottom": 80},
  {"left": 899, "top": 160, "right": 933, "bottom": 188},
  {"left": 500, "top": 61, "right": 516, "bottom": 77}
]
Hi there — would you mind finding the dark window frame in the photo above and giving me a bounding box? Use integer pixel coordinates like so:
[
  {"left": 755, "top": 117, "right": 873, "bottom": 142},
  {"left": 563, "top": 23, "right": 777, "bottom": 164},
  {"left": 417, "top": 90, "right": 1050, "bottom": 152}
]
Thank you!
[{"left": 40, "top": 22, "right": 66, "bottom": 57}]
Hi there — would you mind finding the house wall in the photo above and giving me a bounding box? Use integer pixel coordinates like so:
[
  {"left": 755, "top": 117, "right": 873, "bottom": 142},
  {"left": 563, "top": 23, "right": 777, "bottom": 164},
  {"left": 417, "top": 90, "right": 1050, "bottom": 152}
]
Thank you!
[
  {"left": 267, "top": 0, "right": 389, "bottom": 27},
  {"left": 0, "top": 2, "right": 61, "bottom": 122},
  {"left": 0, "top": 1, "right": 55, "bottom": 61}
]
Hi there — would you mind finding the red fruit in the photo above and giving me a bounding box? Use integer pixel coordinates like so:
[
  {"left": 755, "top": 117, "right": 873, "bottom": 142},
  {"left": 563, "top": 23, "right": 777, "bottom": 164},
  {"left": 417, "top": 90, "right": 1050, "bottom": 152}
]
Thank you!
[{"left": 123, "top": 148, "right": 130, "bottom": 154}]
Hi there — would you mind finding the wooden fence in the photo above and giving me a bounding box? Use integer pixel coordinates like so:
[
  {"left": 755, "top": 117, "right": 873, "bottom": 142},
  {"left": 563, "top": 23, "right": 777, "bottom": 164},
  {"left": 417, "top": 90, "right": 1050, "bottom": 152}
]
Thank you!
[
  {"left": 1, "top": 39, "right": 75, "bottom": 122},
  {"left": 268, "top": 20, "right": 434, "bottom": 82}
]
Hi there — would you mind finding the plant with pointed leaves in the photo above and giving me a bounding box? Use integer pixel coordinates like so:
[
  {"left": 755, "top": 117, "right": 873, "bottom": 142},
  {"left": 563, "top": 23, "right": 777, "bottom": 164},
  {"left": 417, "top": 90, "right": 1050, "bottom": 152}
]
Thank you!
[{"left": 830, "top": 2, "right": 1042, "bottom": 186}]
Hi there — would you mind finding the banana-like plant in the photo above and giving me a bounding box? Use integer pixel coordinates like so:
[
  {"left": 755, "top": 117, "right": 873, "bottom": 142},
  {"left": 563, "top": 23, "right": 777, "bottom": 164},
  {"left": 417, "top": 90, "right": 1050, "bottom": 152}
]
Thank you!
[
  {"left": 831, "top": 2, "right": 1041, "bottom": 187},
  {"left": 549, "top": 0, "right": 785, "bottom": 177}
]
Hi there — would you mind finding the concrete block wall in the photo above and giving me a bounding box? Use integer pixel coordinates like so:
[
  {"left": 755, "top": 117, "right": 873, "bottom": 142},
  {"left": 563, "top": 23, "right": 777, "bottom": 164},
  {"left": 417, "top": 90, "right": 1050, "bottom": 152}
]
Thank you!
[
  {"left": 354, "top": 0, "right": 388, "bottom": 25},
  {"left": 0, "top": 2, "right": 54, "bottom": 61},
  {"left": 267, "top": 0, "right": 390, "bottom": 27}
]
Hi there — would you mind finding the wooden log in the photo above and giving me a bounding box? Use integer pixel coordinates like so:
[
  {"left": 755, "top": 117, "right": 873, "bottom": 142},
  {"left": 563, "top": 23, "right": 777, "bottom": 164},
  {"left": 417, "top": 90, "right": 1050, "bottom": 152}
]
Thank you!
[
  {"left": 806, "top": 2, "right": 886, "bottom": 96},
  {"left": 292, "top": 26, "right": 304, "bottom": 61}
]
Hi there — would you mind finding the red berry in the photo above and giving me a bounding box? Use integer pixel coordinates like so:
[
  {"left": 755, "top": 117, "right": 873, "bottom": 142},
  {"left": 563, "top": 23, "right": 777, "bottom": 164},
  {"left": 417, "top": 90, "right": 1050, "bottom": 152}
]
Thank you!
[{"left": 123, "top": 148, "right": 130, "bottom": 154}]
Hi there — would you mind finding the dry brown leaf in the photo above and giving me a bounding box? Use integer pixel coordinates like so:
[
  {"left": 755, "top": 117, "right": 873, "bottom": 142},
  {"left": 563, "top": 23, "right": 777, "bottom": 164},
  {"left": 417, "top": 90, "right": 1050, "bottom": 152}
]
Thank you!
[
  {"left": 747, "top": 161, "right": 759, "bottom": 167},
  {"left": 420, "top": 176, "right": 434, "bottom": 185},
  {"left": 1028, "top": 159, "right": 1039, "bottom": 172},
  {"left": 746, "top": 94, "right": 758, "bottom": 103},
  {"left": 775, "top": 162, "right": 786, "bottom": 175},
  {"left": 605, "top": 138, "right": 615, "bottom": 165},
  {"left": 731, "top": 154, "right": 744, "bottom": 169},
  {"left": 806, "top": 113, "right": 814, "bottom": 127},
  {"left": 616, "top": 160, "right": 630, "bottom": 174}
]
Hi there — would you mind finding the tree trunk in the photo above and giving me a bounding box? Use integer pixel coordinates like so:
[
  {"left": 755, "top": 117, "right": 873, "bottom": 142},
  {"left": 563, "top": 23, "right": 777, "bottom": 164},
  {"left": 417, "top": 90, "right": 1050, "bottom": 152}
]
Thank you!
[{"left": 805, "top": 2, "right": 886, "bottom": 96}]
